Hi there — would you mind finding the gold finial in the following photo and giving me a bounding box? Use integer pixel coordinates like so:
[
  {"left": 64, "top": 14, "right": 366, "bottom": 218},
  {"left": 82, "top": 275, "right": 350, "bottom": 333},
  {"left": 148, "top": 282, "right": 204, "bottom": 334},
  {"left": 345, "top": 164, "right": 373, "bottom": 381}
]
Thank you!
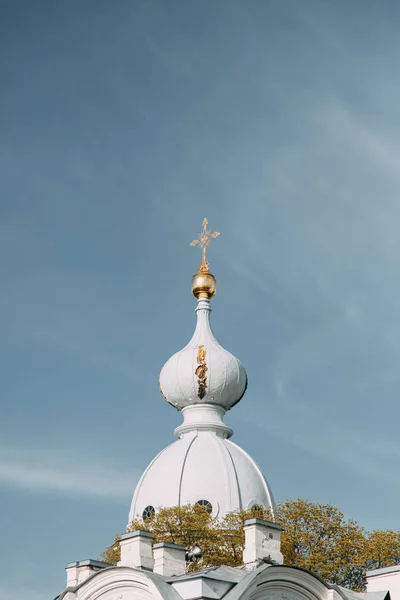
[
  {"left": 190, "top": 218, "right": 220, "bottom": 274},
  {"left": 190, "top": 218, "right": 219, "bottom": 300}
]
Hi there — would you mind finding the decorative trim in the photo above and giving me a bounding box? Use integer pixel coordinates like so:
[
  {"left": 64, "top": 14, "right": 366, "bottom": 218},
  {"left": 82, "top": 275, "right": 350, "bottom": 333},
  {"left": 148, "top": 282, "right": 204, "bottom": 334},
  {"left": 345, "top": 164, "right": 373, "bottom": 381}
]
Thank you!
[{"left": 195, "top": 344, "right": 208, "bottom": 399}]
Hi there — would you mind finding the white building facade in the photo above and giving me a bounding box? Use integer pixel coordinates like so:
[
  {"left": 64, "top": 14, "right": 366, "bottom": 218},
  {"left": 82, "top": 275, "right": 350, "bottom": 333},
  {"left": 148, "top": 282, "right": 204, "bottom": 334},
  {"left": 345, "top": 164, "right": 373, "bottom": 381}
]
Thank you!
[{"left": 55, "top": 221, "right": 400, "bottom": 600}]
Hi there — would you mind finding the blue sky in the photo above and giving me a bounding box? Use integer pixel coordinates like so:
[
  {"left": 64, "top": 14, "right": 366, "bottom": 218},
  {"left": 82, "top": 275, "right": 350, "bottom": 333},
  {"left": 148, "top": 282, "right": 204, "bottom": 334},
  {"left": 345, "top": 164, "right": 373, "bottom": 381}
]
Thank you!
[{"left": 2, "top": 0, "right": 400, "bottom": 597}]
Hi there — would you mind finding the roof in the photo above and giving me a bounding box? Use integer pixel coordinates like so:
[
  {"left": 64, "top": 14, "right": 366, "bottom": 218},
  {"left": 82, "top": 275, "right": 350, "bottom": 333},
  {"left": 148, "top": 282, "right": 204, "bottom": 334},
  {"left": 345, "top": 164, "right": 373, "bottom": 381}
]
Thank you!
[
  {"left": 129, "top": 429, "right": 275, "bottom": 524},
  {"left": 336, "top": 589, "right": 390, "bottom": 600},
  {"left": 367, "top": 565, "right": 400, "bottom": 577},
  {"left": 166, "top": 565, "right": 248, "bottom": 584}
]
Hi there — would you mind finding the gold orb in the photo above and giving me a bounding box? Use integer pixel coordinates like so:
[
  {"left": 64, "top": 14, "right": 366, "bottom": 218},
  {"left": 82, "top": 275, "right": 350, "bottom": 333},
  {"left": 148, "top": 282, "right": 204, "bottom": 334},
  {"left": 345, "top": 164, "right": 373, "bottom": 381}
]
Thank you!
[{"left": 191, "top": 271, "right": 216, "bottom": 299}]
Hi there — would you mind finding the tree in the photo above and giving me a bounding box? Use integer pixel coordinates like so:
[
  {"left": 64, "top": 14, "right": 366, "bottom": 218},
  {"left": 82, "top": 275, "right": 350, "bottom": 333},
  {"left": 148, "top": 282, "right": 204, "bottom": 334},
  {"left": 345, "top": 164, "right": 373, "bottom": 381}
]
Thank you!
[
  {"left": 363, "top": 530, "right": 400, "bottom": 571},
  {"left": 102, "top": 499, "right": 400, "bottom": 591},
  {"left": 276, "top": 499, "right": 366, "bottom": 590},
  {"left": 103, "top": 534, "right": 121, "bottom": 565}
]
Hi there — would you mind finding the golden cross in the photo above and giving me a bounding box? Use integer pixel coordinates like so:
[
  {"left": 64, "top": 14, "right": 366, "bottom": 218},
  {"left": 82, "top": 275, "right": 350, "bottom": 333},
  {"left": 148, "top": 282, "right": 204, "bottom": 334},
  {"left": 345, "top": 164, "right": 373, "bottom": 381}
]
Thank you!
[{"left": 190, "top": 218, "right": 220, "bottom": 273}]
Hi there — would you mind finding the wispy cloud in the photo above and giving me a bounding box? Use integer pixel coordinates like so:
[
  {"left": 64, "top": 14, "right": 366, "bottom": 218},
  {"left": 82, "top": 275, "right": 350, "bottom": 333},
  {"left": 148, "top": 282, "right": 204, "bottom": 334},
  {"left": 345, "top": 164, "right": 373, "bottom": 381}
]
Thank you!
[{"left": 0, "top": 445, "right": 138, "bottom": 501}]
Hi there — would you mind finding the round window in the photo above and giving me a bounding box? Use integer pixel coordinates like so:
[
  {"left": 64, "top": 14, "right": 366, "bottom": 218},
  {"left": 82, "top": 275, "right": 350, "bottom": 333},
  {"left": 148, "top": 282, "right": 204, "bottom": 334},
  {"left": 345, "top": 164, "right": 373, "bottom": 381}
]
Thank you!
[
  {"left": 142, "top": 505, "right": 155, "bottom": 521},
  {"left": 196, "top": 499, "right": 213, "bottom": 514}
]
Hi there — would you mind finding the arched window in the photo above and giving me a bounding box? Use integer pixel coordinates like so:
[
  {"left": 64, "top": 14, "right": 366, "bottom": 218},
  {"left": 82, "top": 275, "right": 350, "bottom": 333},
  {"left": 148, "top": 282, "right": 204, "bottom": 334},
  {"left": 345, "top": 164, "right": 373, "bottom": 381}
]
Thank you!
[
  {"left": 196, "top": 499, "right": 213, "bottom": 514},
  {"left": 142, "top": 505, "right": 155, "bottom": 521}
]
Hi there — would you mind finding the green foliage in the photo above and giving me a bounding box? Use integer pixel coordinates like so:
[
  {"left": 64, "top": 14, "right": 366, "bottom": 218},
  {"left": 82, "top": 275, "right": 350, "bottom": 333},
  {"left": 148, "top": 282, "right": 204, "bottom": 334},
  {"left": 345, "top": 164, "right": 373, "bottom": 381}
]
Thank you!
[
  {"left": 276, "top": 499, "right": 366, "bottom": 590},
  {"left": 363, "top": 530, "right": 400, "bottom": 571},
  {"left": 102, "top": 504, "right": 267, "bottom": 570},
  {"left": 102, "top": 534, "right": 121, "bottom": 565},
  {"left": 102, "top": 499, "right": 400, "bottom": 591}
]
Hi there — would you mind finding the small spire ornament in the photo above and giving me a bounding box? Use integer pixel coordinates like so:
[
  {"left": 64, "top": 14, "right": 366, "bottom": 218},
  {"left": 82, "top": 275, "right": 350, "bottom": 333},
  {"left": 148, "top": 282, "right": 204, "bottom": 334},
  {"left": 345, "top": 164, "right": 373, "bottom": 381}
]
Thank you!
[
  {"left": 190, "top": 218, "right": 220, "bottom": 274},
  {"left": 190, "top": 218, "right": 219, "bottom": 300}
]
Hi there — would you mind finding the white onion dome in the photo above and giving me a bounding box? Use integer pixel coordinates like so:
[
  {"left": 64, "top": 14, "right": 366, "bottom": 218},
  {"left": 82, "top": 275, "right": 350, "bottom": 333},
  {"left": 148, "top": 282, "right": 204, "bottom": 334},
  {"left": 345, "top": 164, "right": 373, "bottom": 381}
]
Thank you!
[{"left": 159, "top": 296, "right": 247, "bottom": 411}]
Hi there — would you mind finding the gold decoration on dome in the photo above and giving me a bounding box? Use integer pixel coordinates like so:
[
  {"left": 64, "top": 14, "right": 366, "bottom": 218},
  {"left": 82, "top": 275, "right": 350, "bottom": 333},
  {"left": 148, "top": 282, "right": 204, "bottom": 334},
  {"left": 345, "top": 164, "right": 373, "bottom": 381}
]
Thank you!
[
  {"left": 190, "top": 218, "right": 219, "bottom": 299},
  {"left": 195, "top": 344, "right": 208, "bottom": 399},
  {"left": 190, "top": 218, "right": 220, "bottom": 274}
]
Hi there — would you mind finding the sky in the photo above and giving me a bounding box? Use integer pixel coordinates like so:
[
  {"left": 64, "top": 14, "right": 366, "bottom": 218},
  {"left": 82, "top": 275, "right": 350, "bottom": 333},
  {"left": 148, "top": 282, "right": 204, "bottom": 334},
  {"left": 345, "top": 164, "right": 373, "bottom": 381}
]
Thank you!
[{"left": 2, "top": 0, "right": 400, "bottom": 597}]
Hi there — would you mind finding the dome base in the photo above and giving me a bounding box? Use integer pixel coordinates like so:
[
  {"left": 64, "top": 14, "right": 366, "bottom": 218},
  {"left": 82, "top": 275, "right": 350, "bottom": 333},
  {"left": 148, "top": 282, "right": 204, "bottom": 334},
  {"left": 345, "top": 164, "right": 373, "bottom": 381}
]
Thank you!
[{"left": 174, "top": 404, "right": 233, "bottom": 439}]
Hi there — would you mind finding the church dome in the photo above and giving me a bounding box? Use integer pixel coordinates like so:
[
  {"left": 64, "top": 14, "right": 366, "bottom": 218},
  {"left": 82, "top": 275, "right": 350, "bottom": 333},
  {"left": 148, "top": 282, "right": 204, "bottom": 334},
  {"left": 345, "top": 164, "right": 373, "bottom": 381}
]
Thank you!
[
  {"left": 159, "top": 298, "right": 247, "bottom": 411},
  {"left": 129, "top": 425, "right": 275, "bottom": 524},
  {"left": 128, "top": 219, "right": 275, "bottom": 527}
]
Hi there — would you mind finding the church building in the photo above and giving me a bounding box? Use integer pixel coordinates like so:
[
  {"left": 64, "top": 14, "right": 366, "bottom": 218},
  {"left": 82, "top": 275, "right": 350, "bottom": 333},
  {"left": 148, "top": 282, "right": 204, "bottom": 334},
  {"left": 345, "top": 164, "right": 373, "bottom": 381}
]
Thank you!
[{"left": 55, "top": 220, "right": 399, "bottom": 600}]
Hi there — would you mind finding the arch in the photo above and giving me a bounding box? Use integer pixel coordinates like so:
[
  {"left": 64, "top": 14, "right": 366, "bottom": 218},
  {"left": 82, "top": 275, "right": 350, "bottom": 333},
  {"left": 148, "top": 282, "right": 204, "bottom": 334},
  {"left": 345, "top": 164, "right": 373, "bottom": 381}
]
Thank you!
[
  {"left": 58, "top": 566, "right": 183, "bottom": 600},
  {"left": 225, "top": 565, "right": 344, "bottom": 600}
]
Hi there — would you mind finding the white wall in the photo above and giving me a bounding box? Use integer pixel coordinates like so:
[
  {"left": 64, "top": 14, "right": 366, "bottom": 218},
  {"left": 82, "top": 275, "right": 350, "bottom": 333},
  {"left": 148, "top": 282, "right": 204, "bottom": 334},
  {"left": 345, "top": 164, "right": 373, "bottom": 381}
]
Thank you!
[{"left": 367, "top": 566, "right": 400, "bottom": 600}]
